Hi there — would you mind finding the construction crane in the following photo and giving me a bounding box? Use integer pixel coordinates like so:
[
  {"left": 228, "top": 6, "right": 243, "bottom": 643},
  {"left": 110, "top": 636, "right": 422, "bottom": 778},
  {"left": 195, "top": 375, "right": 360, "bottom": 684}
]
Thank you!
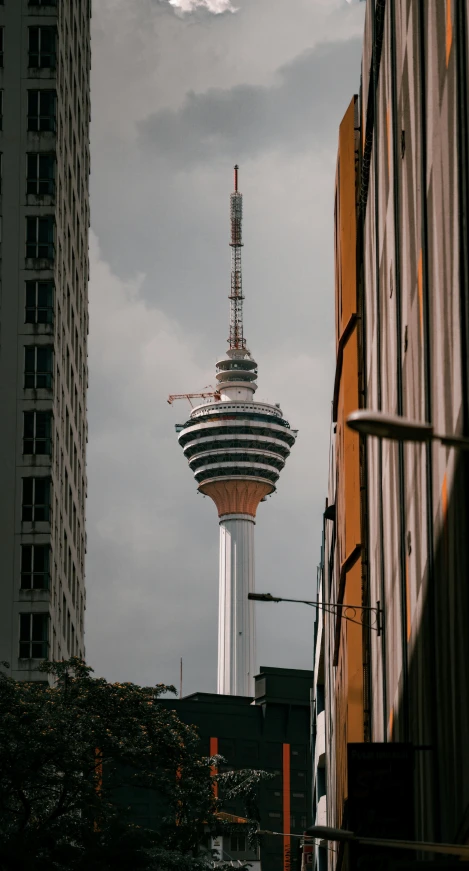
[{"left": 167, "top": 386, "right": 220, "bottom": 407}]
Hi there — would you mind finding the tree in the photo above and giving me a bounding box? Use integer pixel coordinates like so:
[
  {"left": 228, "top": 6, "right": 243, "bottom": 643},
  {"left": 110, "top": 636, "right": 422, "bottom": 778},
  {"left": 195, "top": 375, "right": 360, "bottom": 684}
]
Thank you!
[{"left": 0, "top": 659, "right": 265, "bottom": 871}]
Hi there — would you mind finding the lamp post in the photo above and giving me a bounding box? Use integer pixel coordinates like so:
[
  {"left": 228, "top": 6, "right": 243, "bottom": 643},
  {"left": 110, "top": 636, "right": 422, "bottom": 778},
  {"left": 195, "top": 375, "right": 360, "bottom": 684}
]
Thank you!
[
  {"left": 346, "top": 409, "right": 469, "bottom": 450},
  {"left": 255, "top": 826, "right": 469, "bottom": 860},
  {"left": 247, "top": 592, "right": 382, "bottom": 633}
]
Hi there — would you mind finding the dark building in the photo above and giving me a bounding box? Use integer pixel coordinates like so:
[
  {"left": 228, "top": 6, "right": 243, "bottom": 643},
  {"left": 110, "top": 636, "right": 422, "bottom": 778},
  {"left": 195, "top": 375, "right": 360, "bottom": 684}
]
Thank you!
[{"left": 121, "top": 667, "right": 313, "bottom": 871}]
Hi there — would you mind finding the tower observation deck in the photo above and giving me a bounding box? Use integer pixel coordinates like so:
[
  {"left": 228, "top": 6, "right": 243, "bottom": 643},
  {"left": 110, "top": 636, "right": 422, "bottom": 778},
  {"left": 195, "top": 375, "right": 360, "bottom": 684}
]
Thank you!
[{"left": 176, "top": 167, "right": 297, "bottom": 696}]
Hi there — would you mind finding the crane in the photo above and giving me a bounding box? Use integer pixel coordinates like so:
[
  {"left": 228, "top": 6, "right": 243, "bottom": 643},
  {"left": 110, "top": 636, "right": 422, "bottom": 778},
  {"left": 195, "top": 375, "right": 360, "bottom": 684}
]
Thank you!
[{"left": 167, "top": 385, "right": 220, "bottom": 407}]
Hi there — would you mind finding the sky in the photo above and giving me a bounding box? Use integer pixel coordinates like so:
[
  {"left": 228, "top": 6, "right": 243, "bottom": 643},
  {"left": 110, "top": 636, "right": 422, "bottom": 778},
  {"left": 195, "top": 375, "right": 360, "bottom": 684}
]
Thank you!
[{"left": 85, "top": 0, "right": 365, "bottom": 695}]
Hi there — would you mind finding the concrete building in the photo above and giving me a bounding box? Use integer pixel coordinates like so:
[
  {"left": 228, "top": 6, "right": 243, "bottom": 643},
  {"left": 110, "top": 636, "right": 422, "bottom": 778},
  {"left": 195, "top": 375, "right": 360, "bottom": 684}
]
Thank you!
[
  {"left": 322, "top": 0, "right": 469, "bottom": 860},
  {"left": 0, "top": 0, "right": 91, "bottom": 679},
  {"left": 176, "top": 168, "right": 297, "bottom": 697}
]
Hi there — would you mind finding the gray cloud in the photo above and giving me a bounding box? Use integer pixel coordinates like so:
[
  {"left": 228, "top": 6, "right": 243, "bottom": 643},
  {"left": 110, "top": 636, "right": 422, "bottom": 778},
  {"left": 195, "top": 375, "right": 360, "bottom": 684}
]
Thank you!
[
  {"left": 86, "top": 0, "right": 365, "bottom": 693},
  {"left": 139, "top": 39, "right": 362, "bottom": 165}
]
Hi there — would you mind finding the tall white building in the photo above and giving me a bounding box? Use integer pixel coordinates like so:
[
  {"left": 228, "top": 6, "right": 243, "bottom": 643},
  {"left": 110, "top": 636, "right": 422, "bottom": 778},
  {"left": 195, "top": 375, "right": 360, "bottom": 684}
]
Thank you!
[
  {"left": 0, "top": 0, "right": 91, "bottom": 680},
  {"left": 177, "top": 168, "right": 297, "bottom": 696}
]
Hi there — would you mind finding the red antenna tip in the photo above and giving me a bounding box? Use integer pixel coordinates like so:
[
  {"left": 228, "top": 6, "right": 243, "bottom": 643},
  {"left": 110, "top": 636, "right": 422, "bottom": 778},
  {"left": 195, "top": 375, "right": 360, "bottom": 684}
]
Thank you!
[{"left": 234, "top": 164, "right": 239, "bottom": 192}]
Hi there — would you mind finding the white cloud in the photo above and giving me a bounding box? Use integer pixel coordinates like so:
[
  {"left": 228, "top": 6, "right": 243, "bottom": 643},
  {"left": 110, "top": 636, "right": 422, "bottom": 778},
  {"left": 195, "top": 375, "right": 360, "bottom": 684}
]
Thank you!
[{"left": 163, "top": 0, "right": 238, "bottom": 14}]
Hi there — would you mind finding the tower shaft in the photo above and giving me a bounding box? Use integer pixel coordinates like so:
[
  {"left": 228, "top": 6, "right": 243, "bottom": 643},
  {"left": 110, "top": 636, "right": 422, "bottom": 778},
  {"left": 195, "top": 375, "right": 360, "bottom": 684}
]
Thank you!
[{"left": 218, "top": 514, "right": 256, "bottom": 695}]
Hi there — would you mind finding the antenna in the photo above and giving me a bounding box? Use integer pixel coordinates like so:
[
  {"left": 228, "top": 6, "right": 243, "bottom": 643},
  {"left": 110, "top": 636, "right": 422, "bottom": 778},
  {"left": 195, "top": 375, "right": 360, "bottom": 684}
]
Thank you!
[{"left": 229, "top": 164, "right": 246, "bottom": 350}]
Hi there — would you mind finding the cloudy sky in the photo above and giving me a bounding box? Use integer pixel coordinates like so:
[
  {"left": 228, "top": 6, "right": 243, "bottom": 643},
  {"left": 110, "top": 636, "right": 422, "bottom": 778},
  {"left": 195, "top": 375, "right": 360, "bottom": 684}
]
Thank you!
[{"left": 85, "top": 0, "right": 365, "bottom": 694}]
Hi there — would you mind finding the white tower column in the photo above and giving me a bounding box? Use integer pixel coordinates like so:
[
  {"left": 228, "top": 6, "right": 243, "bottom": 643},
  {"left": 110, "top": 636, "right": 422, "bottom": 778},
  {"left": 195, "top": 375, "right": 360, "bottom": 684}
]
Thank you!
[{"left": 217, "top": 513, "right": 256, "bottom": 696}]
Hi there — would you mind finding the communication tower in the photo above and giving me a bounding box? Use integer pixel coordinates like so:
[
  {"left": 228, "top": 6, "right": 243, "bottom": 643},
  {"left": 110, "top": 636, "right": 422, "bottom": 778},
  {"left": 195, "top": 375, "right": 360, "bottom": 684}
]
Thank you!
[{"left": 174, "top": 167, "right": 297, "bottom": 696}]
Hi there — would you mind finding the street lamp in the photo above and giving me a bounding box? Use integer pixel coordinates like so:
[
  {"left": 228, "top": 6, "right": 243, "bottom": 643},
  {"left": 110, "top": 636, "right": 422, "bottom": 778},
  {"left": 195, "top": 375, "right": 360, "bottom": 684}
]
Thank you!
[
  {"left": 248, "top": 592, "right": 382, "bottom": 634},
  {"left": 346, "top": 409, "right": 469, "bottom": 450},
  {"left": 255, "top": 826, "right": 469, "bottom": 860}
]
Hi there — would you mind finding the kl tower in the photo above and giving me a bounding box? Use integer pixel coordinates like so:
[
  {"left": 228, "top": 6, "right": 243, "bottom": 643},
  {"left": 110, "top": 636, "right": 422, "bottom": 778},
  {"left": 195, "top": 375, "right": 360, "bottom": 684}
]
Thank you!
[{"left": 175, "top": 167, "right": 297, "bottom": 696}]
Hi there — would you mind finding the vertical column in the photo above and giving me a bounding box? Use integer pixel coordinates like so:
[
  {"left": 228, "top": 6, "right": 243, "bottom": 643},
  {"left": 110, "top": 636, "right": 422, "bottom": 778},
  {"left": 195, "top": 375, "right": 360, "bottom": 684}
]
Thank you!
[{"left": 217, "top": 513, "right": 256, "bottom": 696}]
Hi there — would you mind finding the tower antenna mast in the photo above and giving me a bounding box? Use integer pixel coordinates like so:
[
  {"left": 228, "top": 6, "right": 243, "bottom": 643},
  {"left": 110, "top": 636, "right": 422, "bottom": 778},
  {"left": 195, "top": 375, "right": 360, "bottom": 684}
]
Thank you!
[{"left": 229, "top": 165, "right": 246, "bottom": 350}]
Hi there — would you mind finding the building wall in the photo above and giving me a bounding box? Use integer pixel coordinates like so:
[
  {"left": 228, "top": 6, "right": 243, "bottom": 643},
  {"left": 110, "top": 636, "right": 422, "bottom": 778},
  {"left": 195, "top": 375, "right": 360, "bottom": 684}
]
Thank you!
[
  {"left": 324, "top": 0, "right": 469, "bottom": 854},
  {"left": 0, "top": 0, "right": 90, "bottom": 679},
  {"left": 323, "top": 96, "right": 365, "bottom": 839}
]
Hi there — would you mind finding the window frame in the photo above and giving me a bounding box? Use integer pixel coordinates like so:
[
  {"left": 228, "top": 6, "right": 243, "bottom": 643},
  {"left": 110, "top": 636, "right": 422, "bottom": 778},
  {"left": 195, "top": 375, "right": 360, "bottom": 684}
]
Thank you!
[
  {"left": 27, "top": 153, "right": 56, "bottom": 197},
  {"left": 25, "top": 280, "right": 54, "bottom": 325},
  {"left": 20, "top": 544, "right": 51, "bottom": 590},
  {"left": 27, "top": 89, "right": 56, "bottom": 133},
  {"left": 19, "top": 612, "right": 50, "bottom": 659},
  {"left": 28, "top": 26, "right": 57, "bottom": 70},
  {"left": 26, "top": 215, "right": 55, "bottom": 261},
  {"left": 230, "top": 835, "right": 247, "bottom": 853},
  {"left": 22, "top": 477, "right": 51, "bottom": 523},
  {"left": 24, "top": 345, "right": 54, "bottom": 389},
  {"left": 23, "top": 410, "right": 52, "bottom": 456}
]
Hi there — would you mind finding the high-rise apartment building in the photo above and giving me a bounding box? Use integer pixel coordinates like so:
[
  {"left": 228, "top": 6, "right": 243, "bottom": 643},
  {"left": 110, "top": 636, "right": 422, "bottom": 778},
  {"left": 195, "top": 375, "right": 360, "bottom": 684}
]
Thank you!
[{"left": 0, "top": 0, "right": 91, "bottom": 680}]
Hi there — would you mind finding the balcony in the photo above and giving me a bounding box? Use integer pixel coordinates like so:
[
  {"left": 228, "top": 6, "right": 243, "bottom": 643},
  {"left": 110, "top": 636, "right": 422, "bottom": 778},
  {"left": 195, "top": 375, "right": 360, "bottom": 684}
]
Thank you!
[{"left": 314, "top": 709, "right": 325, "bottom": 771}]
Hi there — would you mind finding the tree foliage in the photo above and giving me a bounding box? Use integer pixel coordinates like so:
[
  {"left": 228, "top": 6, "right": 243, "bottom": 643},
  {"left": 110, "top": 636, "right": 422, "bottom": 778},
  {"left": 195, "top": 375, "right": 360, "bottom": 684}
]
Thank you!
[{"left": 0, "top": 659, "right": 265, "bottom": 871}]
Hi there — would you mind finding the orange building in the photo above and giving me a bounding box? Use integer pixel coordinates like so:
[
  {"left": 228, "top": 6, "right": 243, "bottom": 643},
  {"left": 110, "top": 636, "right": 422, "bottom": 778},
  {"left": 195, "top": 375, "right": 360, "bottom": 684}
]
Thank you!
[{"left": 322, "top": 95, "right": 367, "bottom": 839}]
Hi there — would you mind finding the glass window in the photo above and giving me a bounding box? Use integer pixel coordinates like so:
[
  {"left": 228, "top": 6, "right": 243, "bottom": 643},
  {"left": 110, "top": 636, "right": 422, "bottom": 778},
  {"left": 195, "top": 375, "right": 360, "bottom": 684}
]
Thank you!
[
  {"left": 21, "top": 544, "right": 50, "bottom": 589},
  {"left": 230, "top": 835, "right": 246, "bottom": 852},
  {"left": 28, "top": 27, "right": 56, "bottom": 69},
  {"left": 27, "top": 154, "right": 56, "bottom": 196},
  {"left": 24, "top": 346, "right": 53, "bottom": 389},
  {"left": 25, "top": 281, "right": 54, "bottom": 325},
  {"left": 23, "top": 411, "right": 52, "bottom": 455},
  {"left": 22, "top": 477, "right": 51, "bottom": 522},
  {"left": 19, "top": 613, "right": 49, "bottom": 658},
  {"left": 27, "top": 90, "right": 56, "bottom": 132},
  {"left": 26, "top": 216, "right": 55, "bottom": 260}
]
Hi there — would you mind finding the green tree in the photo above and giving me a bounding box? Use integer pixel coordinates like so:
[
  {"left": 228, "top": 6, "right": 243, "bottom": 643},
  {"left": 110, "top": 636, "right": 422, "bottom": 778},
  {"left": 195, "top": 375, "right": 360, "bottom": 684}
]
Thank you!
[{"left": 0, "top": 659, "right": 265, "bottom": 871}]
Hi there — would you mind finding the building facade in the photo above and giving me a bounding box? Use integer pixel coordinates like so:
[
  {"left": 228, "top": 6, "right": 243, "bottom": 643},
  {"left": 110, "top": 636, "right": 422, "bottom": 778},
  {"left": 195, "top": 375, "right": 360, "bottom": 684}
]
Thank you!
[
  {"left": 0, "top": 0, "right": 91, "bottom": 679},
  {"left": 322, "top": 0, "right": 469, "bottom": 860}
]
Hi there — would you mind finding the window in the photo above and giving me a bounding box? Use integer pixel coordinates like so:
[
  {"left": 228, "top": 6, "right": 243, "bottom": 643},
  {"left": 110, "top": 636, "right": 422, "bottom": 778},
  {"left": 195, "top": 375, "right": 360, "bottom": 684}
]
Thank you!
[
  {"left": 27, "top": 154, "right": 56, "bottom": 196},
  {"left": 24, "top": 346, "right": 53, "bottom": 389},
  {"left": 29, "top": 0, "right": 57, "bottom": 5},
  {"left": 22, "top": 477, "right": 51, "bottom": 522},
  {"left": 230, "top": 836, "right": 246, "bottom": 853},
  {"left": 25, "top": 281, "right": 54, "bottom": 325},
  {"left": 0, "top": 28, "right": 3, "bottom": 68},
  {"left": 23, "top": 411, "right": 52, "bottom": 455},
  {"left": 0, "top": 91, "right": 3, "bottom": 131},
  {"left": 21, "top": 544, "right": 50, "bottom": 589},
  {"left": 28, "top": 27, "right": 56, "bottom": 69},
  {"left": 19, "top": 613, "right": 49, "bottom": 658},
  {"left": 27, "top": 90, "right": 56, "bottom": 132},
  {"left": 26, "top": 216, "right": 55, "bottom": 259},
  {"left": 291, "top": 745, "right": 307, "bottom": 766}
]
